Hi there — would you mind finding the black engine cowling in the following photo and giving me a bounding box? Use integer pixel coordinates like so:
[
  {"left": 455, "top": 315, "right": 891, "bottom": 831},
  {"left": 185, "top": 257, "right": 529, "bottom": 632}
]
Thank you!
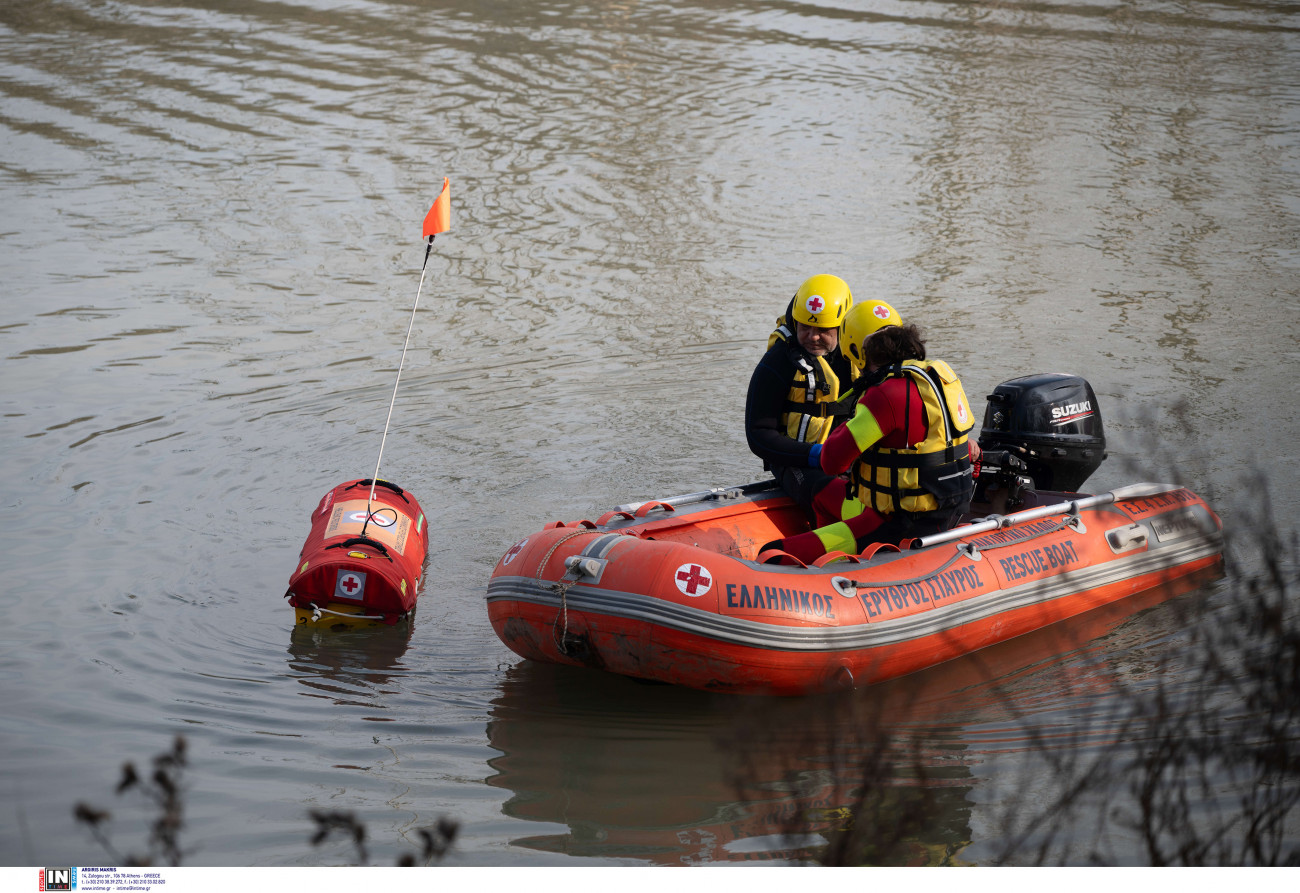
[{"left": 978, "top": 373, "right": 1106, "bottom": 492}]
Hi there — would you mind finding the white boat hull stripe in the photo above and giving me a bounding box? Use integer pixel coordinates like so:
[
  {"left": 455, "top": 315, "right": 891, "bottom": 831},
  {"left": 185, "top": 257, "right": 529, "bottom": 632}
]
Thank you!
[{"left": 485, "top": 533, "right": 1221, "bottom": 653}]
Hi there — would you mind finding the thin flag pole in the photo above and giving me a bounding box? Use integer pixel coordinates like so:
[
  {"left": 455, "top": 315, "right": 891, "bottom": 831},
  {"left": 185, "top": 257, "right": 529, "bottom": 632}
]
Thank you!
[{"left": 362, "top": 178, "right": 450, "bottom": 533}]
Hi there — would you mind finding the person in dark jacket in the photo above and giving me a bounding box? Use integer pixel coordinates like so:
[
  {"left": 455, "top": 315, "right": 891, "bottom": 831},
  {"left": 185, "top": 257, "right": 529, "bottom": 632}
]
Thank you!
[{"left": 744, "top": 274, "right": 854, "bottom": 523}]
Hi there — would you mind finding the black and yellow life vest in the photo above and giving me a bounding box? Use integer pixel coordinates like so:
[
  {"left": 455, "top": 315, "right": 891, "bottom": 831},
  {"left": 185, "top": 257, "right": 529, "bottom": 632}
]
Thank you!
[
  {"left": 849, "top": 359, "right": 975, "bottom": 515},
  {"left": 768, "top": 319, "right": 842, "bottom": 445}
]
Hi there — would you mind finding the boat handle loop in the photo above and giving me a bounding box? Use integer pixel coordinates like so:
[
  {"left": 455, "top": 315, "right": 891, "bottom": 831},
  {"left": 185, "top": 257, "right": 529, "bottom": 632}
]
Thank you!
[
  {"left": 755, "top": 549, "right": 807, "bottom": 567},
  {"left": 325, "top": 536, "right": 393, "bottom": 562},
  {"left": 857, "top": 542, "right": 901, "bottom": 560},
  {"left": 344, "top": 479, "right": 411, "bottom": 504},
  {"left": 595, "top": 509, "right": 636, "bottom": 525},
  {"left": 812, "top": 551, "right": 863, "bottom": 567},
  {"left": 633, "top": 501, "right": 675, "bottom": 518}
]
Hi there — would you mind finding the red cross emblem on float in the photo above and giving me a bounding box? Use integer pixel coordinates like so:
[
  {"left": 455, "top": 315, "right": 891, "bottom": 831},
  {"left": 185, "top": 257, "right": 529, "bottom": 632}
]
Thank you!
[
  {"left": 335, "top": 570, "right": 366, "bottom": 599},
  {"left": 873, "top": 304, "right": 891, "bottom": 320},
  {"left": 502, "top": 538, "right": 528, "bottom": 566},
  {"left": 805, "top": 295, "right": 824, "bottom": 314},
  {"left": 674, "top": 563, "right": 712, "bottom": 597}
]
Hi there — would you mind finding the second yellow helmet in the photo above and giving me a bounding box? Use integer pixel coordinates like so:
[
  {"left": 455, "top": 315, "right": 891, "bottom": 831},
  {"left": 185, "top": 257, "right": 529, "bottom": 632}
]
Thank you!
[{"left": 842, "top": 299, "right": 903, "bottom": 366}]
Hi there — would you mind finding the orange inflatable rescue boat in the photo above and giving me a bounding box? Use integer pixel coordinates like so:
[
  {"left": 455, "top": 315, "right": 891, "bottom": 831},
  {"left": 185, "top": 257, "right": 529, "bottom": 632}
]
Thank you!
[
  {"left": 487, "top": 374, "right": 1224, "bottom": 694},
  {"left": 285, "top": 479, "right": 428, "bottom": 627}
]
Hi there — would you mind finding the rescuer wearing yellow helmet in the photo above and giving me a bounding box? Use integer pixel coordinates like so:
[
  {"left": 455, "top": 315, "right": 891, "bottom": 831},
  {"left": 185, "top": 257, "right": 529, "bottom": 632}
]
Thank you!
[
  {"left": 744, "top": 274, "right": 856, "bottom": 523},
  {"left": 840, "top": 298, "right": 903, "bottom": 376},
  {"left": 800, "top": 296, "right": 905, "bottom": 525},
  {"left": 767, "top": 323, "right": 979, "bottom": 563}
]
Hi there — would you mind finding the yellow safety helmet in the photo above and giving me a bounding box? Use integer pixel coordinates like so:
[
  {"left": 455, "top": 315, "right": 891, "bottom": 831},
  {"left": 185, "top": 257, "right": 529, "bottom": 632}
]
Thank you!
[
  {"left": 842, "top": 299, "right": 903, "bottom": 366},
  {"left": 791, "top": 275, "right": 853, "bottom": 328}
]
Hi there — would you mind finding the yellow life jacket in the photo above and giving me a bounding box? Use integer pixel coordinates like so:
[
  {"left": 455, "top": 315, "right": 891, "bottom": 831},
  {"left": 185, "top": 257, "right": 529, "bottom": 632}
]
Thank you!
[
  {"left": 849, "top": 359, "right": 975, "bottom": 515},
  {"left": 765, "top": 318, "right": 793, "bottom": 352},
  {"left": 768, "top": 319, "right": 842, "bottom": 444}
]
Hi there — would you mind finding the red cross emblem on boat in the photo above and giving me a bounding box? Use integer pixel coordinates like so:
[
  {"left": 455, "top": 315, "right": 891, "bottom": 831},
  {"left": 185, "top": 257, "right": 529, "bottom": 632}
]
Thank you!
[
  {"left": 503, "top": 538, "right": 528, "bottom": 566},
  {"left": 873, "top": 304, "right": 891, "bottom": 319},
  {"left": 335, "top": 570, "right": 366, "bottom": 599},
  {"left": 674, "top": 563, "right": 712, "bottom": 597},
  {"left": 805, "top": 295, "right": 824, "bottom": 314}
]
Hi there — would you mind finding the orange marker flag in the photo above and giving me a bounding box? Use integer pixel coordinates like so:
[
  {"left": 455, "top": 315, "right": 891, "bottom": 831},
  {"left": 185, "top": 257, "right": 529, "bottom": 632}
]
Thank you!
[{"left": 422, "top": 177, "right": 451, "bottom": 238}]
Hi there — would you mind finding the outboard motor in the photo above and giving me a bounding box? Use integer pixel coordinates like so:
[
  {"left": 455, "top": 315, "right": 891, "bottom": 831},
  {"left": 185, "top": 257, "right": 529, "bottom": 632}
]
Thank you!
[{"left": 978, "top": 373, "right": 1107, "bottom": 493}]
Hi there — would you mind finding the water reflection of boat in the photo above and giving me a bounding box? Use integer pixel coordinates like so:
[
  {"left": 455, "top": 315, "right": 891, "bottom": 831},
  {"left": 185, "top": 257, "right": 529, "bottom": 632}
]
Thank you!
[
  {"left": 485, "top": 565, "right": 1220, "bottom": 865},
  {"left": 487, "top": 375, "right": 1224, "bottom": 694},
  {"left": 484, "top": 659, "right": 978, "bottom": 865}
]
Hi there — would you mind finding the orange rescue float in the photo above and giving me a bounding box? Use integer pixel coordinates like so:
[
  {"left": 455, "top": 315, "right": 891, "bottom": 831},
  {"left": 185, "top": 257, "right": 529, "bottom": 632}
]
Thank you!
[{"left": 286, "top": 479, "right": 428, "bottom": 627}]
